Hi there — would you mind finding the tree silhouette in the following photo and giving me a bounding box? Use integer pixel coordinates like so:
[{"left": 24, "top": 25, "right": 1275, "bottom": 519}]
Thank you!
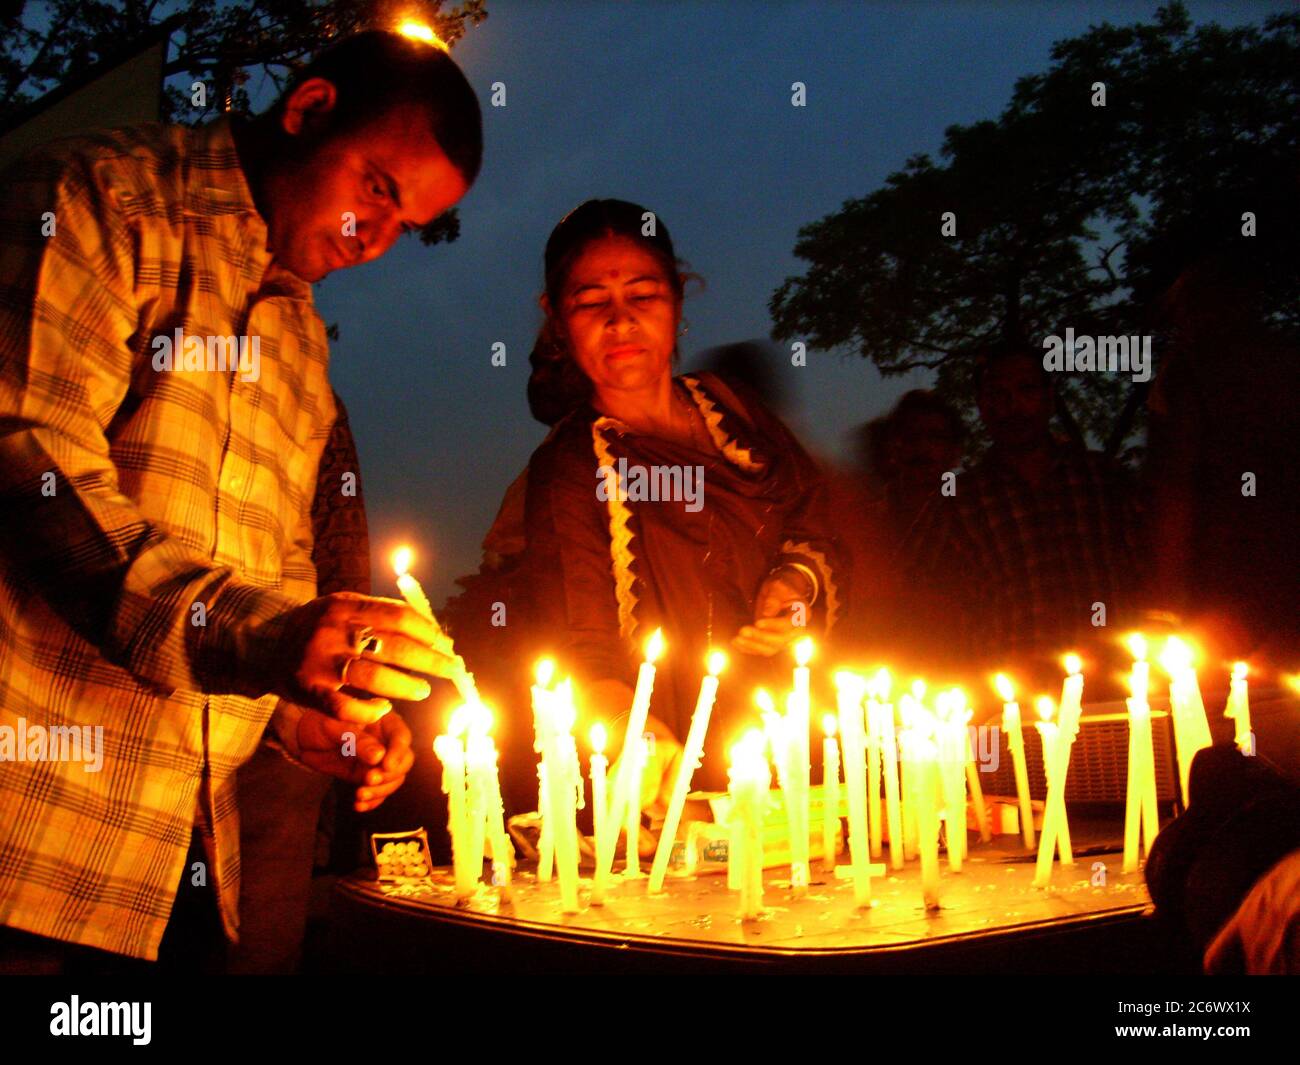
[{"left": 770, "top": 3, "right": 1298, "bottom": 459}]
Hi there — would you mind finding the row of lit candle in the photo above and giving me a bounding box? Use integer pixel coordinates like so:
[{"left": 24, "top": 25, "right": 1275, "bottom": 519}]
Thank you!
[{"left": 395, "top": 544, "right": 1257, "bottom": 913}]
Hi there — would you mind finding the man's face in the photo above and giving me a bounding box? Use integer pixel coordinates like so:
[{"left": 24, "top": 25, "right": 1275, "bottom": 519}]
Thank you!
[
  {"left": 264, "top": 92, "right": 469, "bottom": 282},
  {"left": 978, "top": 354, "right": 1054, "bottom": 450}
]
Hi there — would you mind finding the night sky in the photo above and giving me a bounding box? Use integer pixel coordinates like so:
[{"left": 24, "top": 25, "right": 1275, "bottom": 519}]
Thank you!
[{"left": 312, "top": 0, "right": 1273, "bottom": 605}]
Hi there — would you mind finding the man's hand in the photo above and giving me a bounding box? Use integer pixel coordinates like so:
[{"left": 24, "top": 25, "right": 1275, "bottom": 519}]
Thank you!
[
  {"left": 731, "top": 568, "right": 813, "bottom": 657},
  {"left": 272, "top": 592, "right": 460, "bottom": 722},
  {"left": 288, "top": 704, "right": 415, "bottom": 813}
]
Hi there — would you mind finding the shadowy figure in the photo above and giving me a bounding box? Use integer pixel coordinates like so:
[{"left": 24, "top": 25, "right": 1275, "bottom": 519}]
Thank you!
[
  {"left": 838, "top": 390, "right": 963, "bottom": 666},
  {"left": 1145, "top": 252, "right": 1300, "bottom": 663},
  {"left": 906, "top": 340, "right": 1145, "bottom": 688}
]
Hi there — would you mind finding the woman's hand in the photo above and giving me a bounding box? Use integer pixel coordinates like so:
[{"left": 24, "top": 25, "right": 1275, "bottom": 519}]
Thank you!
[{"left": 730, "top": 568, "right": 813, "bottom": 657}]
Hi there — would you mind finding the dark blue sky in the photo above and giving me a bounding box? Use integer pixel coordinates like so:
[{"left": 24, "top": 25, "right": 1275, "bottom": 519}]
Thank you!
[{"left": 313, "top": 0, "right": 1274, "bottom": 604}]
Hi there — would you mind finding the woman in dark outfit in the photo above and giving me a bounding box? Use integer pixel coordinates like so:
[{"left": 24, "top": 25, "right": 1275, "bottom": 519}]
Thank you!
[{"left": 522, "top": 200, "right": 843, "bottom": 796}]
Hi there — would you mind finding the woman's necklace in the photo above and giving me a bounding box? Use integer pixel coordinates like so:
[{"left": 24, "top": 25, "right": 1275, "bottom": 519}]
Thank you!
[{"left": 672, "top": 382, "right": 709, "bottom": 453}]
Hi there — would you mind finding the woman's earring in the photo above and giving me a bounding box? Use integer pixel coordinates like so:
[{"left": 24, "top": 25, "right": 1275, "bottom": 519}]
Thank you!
[{"left": 678, "top": 319, "right": 690, "bottom": 337}]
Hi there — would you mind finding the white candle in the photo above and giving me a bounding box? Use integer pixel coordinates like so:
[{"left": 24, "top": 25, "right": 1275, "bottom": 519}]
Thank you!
[
  {"left": 392, "top": 546, "right": 477, "bottom": 703},
  {"left": 873, "top": 670, "right": 904, "bottom": 870},
  {"left": 478, "top": 709, "right": 513, "bottom": 894},
  {"left": 787, "top": 638, "right": 814, "bottom": 893},
  {"left": 433, "top": 706, "right": 475, "bottom": 896},
  {"left": 995, "top": 673, "right": 1036, "bottom": 849},
  {"left": 463, "top": 701, "right": 492, "bottom": 878},
  {"left": 901, "top": 719, "right": 941, "bottom": 911},
  {"left": 589, "top": 723, "right": 611, "bottom": 904},
  {"left": 821, "top": 714, "right": 841, "bottom": 872},
  {"left": 1122, "top": 635, "right": 1160, "bottom": 873},
  {"left": 530, "top": 658, "right": 557, "bottom": 882},
  {"left": 865, "top": 676, "right": 883, "bottom": 860},
  {"left": 607, "top": 629, "right": 664, "bottom": 880},
  {"left": 1159, "top": 636, "right": 1213, "bottom": 807},
  {"left": 546, "top": 679, "right": 581, "bottom": 912},
  {"left": 1225, "top": 662, "right": 1252, "bottom": 754},
  {"left": 834, "top": 671, "right": 873, "bottom": 907},
  {"left": 1033, "top": 695, "right": 1074, "bottom": 887},
  {"left": 728, "top": 729, "right": 769, "bottom": 920},
  {"left": 649, "top": 651, "right": 726, "bottom": 894},
  {"left": 935, "top": 690, "right": 966, "bottom": 872}
]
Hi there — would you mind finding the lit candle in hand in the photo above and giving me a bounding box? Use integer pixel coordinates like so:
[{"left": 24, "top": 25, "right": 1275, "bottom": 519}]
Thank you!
[{"left": 391, "top": 546, "right": 477, "bottom": 703}]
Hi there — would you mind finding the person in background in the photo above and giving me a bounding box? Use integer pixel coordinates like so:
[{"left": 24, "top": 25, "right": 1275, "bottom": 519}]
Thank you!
[
  {"left": 906, "top": 339, "right": 1145, "bottom": 687},
  {"left": 839, "top": 389, "right": 963, "bottom": 662},
  {"left": 1145, "top": 253, "right": 1300, "bottom": 663}
]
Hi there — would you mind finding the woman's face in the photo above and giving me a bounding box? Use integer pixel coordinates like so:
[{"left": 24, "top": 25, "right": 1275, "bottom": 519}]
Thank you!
[{"left": 553, "top": 235, "right": 680, "bottom": 398}]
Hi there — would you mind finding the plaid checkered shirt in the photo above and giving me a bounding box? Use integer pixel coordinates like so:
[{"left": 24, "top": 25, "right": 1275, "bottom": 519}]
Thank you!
[
  {"left": 907, "top": 443, "right": 1144, "bottom": 662},
  {"left": 0, "top": 118, "right": 335, "bottom": 959}
]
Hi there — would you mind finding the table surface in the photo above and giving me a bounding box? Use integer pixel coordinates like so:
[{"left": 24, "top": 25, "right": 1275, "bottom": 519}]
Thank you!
[{"left": 339, "top": 818, "right": 1152, "bottom": 957}]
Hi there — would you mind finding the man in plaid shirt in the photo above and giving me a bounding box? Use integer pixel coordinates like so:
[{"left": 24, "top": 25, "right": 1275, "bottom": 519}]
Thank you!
[
  {"left": 0, "top": 31, "right": 480, "bottom": 967},
  {"left": 907, "top": 342, "right": 1145, "bottom": 671}
]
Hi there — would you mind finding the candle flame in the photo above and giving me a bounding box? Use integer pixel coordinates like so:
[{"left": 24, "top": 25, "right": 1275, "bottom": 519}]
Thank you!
[
  {"left": 794, "top": 636, "right": 814, "bottom": 667},
  {"left": 391, "top": 545, "right": 413, "bottom": 577},
  {"left": 448, "top": 704, "right": 469, "bottom": 736},
  {"left": 534, "top": 657, "right": 555, "bottom": 688},
  {"left": 994, "top": 673, "right": 1015, "bottom": 703},
  {"left": 754, "top": 688, "right": 776, "bottom": 714},
  {"left": 644, "top": 628, "right": 665, "bottom": 664},
  {"left": 1063, "top": 652, "right": 1082, "bottom": 676},
  {"left": 1127, "top": 632, "right": 1148, "bottom": 661},
  {"left": 1231, "top": 661, "right": 1248, "bottom": 682},
  {"left": 590, "top": 722, "right": 607, "bottom": 754},
  {"left": 910, "top": 678, "right": 927, "bottom": 701},
  {"left": 1034, "top": 695, "right": 1056, "bottom": 723},
  {"left": 395, "top": 20, "right": 448, "bottom": 49},
  {"left": 871, "top": 667, "right": 892, "bottom": 699},
  {"left": 1159, "top": 635, "right": 1194, "bottom": 676},
  {"left": 464, "top": 700, "right": 492, "bottom": 734},
  {"left": 731, "top": 727, "right": 767, "bottom": 765},
  {"left": 554, "top": 679, "right": 576, "bottom": 731},
  {"left": 823, "top": 713, "right": 837, "bottom": 737},
  {"left": 833, "top": 670, "right": 866, "bottom": 700},
  {"left": 706, "top": 650, "right": 728, "bottom": 676}
]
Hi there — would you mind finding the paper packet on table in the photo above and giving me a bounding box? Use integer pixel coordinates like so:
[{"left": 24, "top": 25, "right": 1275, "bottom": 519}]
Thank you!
[{"left": 371, "top": 829, "right": 434, "bottom": 881}]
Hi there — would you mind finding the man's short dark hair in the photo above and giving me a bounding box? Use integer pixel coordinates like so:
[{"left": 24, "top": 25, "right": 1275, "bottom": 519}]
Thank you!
[
  {"left": 972, "top": 335, "right": 1051, "bottom": 394},
  {"left": 279, "top": 30, "right": 483, "bottom": 186}
]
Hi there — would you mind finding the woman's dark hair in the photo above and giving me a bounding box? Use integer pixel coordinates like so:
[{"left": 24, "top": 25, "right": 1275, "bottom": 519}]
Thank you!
[
  {"left": 277, "top": 30, "right": 483, "bottom": 186},
  {"left": 527, "top": 199, "right": 690, "bottom": 425}
]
